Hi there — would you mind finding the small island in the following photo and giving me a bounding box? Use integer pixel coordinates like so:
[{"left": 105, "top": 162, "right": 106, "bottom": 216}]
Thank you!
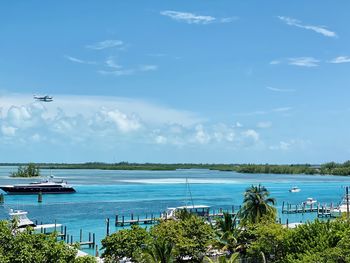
[{"left": 10, "top": 163, "right": 40, "bottom": 178}]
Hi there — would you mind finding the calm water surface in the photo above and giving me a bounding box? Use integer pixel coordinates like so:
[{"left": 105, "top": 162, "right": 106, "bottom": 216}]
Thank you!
[{"left": 1, "top": 166, "right": 350, "bottom": 254}]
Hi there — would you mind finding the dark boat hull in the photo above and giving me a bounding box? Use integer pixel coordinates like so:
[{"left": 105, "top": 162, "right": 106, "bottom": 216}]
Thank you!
[{"left": 0, "top": 186, "right": 76, "bottom": 194}]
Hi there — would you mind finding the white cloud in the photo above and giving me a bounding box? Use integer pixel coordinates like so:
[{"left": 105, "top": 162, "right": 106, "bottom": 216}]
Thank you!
[
  {"left": 220, "top": 17, "right": 238, "bottom": 23},
  {"left": 242, "top": 129, "right": 259, "bottom": 142},
  {"left": 288, "top": 57, "right": 320, "bottom": 67},
  {"left": 155, "top": 135, "right": 167, "bottom": 144},
  {"left": 278, "top": 16, "right": 337, "bottom": 38},
  {"left": 272, "top": 107, "right": 292, "bottom": 112},
  {"left": 235, "top": 122, "right": 243, "bottom": 128},
  {"left": 266, "top": 86, "right": 295, "bottom": 92},
  {"left": 65, "top": 55, "right": 96, "bottom": 65},
  {"left": 105, "top": 57, "right": 122, "bottom": 69},
  {"left": 160, "top": 11, "right": 237, "bottom": 25},
  {"left": 99, "top": 59, "right": 158, "bottom": 76},
  {"left": 139, "top": 65, "right": 158, "bottom": 71},
  {"left": 0, "top": 94, "right": 267, "bottom": 152},
  {"left": 234, "top": 107, "right": 292, "bottom": 116},
  {"left": 270, "top": 60, "right": 281, "bottom": 65},
  {"left": 269, "top": 139, "right": 310, "bottom": 151},
  {"left": 102, "top": 109, "right": 141, "bottom": 133},
  {"left": 86, "top": 40, "right": 124, "bottom": 50},
  {"left": 98, "top": 69, "right": 135, "bottom": 76},
  {"left": 1, "top": 125, "right": 16, "bottom": 136},
  {"left": 194, "top": 125, "right": 211, "bottom": 144},
  {"left": 160, "top": 10, "right": 216, "bottom": 24},
  {"left": 328, "top": 56, "right": 350, "bottom": 64},
  {"left": 257, "top": 121, "right": 272, "bottom": 129}
]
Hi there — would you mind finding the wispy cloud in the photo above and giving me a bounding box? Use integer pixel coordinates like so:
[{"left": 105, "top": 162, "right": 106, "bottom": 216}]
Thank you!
[
  {"left": 160, "top": 10, "right": 236, "bottom": 25},
  {"left": 98, "top": 69, "right": 135, "bottom": 76},
  {"left": 288, "top": 57, "right": 320, "bottom": 67},
  {"left": 220, "top": 17, "right": 238, "bottom": 23},
  {"left": 328, "top": 56, "right": 350, "bottom": 64},
  {"left": 64, "top": 55, "right": 96, "bottom": 65},
  {"left": 269, "top": 139, "right": 310, "bottom": 151},
  {"left": 139, "top": 65, "right": 158, "bottom": 71},
  {"left": 233, "top": 107, "right": 292, "bottom": 116},
  {"left": 257, "top": 121, "right": 272, "bottom": 129},
  {"left": 266, "top": 86, "right": 295, "bottom": 92},
  {"left": 98, "top": 56, "right": 158, "bottom": 76},
  {"left": 98, "top": 64, "right": 158, "bottom": 76},
  {"left": 105, "top": 57, "right": 122, "bottom": 69},
  {"left": 270, "top": 60, "right": 281, "bottom": 65},
  {"left": 278, "top": 16, "right": 337, "bottom": 38},
  {"left": 86, "top": 40, "right": 124, "bottom": 50},
  {"left": 160, "top": 10, "right": 215, "bottom": 24}
]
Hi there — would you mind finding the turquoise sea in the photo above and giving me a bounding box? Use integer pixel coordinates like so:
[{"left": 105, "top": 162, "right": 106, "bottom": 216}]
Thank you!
[{"left": 1, "top": 166, "right": 350, "bottom": 254}]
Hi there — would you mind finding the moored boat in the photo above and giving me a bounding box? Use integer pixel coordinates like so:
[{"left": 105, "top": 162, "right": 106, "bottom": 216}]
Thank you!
[
  {"left": 162, "top": 205, "right": 210, "bottom": 220},
  {"left": 304, "top": 197, "right": 317, "bottom": 205},
  {"left": 0, "top": 179, "right": 75, "bottom": 194},
  {"left": 289, "top": 186, "right": 301, "bottom": 193}
]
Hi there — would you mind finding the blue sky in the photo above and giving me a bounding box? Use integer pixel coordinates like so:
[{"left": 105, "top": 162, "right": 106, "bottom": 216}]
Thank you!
[{"left": 1, "top": 1, "right": 350, "bottom": 163}]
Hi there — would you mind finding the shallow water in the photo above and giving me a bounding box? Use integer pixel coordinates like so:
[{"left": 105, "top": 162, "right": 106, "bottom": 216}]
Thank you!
[{"left": 1, "top": 166, "right": 350, "bottom": 254}]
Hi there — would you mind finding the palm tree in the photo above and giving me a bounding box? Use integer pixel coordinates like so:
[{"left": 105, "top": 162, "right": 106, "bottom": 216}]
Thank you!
[
  {"left": 216, "top": 212, "right": 235, "bottom": 234},
  {"left": 215, "top": 212, "right": 238, "bottom": 254},
  {"left": 142, "top": 238, "right": 174, "bottom": 263},
  {"left": 238, "top": 184, "right": 276, "bottom": 225}
]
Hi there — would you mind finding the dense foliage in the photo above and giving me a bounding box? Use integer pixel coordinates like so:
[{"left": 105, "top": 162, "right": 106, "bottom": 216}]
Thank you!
[
  {"left": 10, "top": 163, "right": 40, "bottom": 177},
  {"left": 0, "top": 220, "right": 96, "bottom": 262},
  {"left": 102, "top": 214, "right": 214, "bottom": 263},
  {"left": 101, "top": 225, "right": 151, "bottom": 262}
]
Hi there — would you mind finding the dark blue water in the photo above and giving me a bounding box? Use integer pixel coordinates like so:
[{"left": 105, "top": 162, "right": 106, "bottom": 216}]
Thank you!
[{"left": 1, "top": 166, "right": 350, "bottom": 254}]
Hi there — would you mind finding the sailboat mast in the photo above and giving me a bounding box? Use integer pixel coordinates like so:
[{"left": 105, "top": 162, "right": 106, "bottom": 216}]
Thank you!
[{"left": 186, "top": 178, "right": 195, "bottom": 208}]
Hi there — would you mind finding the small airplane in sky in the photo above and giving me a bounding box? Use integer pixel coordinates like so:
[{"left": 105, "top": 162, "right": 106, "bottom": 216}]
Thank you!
[{"left": 33, "top": 95, "right": 53, "bottom": 102}]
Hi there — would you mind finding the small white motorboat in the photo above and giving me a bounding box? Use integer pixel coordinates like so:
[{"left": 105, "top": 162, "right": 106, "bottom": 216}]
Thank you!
[
  {"left": 9, "top": 209, "right": 62, "bottom": 232},
  {"left": 289, "top": 186, "right": 301, "bottom": 193},
  {"left": 304, "top": 197, "right": 317, "bottom": 205},
  {"left": 162, "top": 205, "right": 210, "bottom": 220},
  {"left": 9, "top": 209, "right": 36, "bottom": 228}
]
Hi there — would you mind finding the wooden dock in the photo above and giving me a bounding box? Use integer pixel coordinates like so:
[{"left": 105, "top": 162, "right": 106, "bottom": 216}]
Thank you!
[
  {"left": 282, "top": 201, "right": 341, "bottom": 218},
  {"left": 115, "top": 213, "right": 160, "bottom": 227},
  {"left": 282, "top": 201, "right": 318, "bottom": 214},
  {"left": 115, "top": 206, "right": 240, "bottom": 227}
]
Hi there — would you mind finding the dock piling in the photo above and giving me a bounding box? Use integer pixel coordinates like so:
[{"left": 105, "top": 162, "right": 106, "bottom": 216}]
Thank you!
[
  {"left": 38, "top": 192, "right": 43, "bottom": 203},
  {"left": 106, "top": 218, "right": 110, "bottom": 236},
  {"left": 115, "top": 215, "right": 119, "bottom": 226},
  {"left": 95, "top": 245, "right": 99, "bottom": 257}
]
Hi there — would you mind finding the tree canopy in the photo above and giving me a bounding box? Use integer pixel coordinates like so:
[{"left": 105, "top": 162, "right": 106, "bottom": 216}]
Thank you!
[{"left": 11, "top": 163, "right": 40, "bottom": 177}]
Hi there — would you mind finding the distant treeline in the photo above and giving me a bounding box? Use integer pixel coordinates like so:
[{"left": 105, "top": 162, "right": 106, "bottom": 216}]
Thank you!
[
  {"left": 2, "top": 161, "right": 350, "bottom": 175},
  {"left": 0, "top": 162, "right": 236, "bottom": 171}
]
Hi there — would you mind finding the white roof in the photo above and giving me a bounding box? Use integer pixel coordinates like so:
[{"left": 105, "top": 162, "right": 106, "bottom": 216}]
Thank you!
[
  {"left": 283, "top": 222, "right": 303, "bottom": 228},
  {"left": 176, "top": 205, "right": 210, "bottom": 209}
]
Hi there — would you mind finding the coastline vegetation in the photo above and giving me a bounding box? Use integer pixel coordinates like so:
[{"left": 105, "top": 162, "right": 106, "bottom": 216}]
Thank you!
[
  {"left": 100, "top": 184, "right": 350, "bottom": 263},
  {"left": 10, "top": 163, "right": 40, "bottom": 178},
  {"left": 4, "top": 160, "right": 350, "bottom": 175}
]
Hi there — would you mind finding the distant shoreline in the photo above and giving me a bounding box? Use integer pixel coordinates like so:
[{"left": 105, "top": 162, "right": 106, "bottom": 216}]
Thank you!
[{"left": 1, "top": 161, "right": 350, "bottom": 176}]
